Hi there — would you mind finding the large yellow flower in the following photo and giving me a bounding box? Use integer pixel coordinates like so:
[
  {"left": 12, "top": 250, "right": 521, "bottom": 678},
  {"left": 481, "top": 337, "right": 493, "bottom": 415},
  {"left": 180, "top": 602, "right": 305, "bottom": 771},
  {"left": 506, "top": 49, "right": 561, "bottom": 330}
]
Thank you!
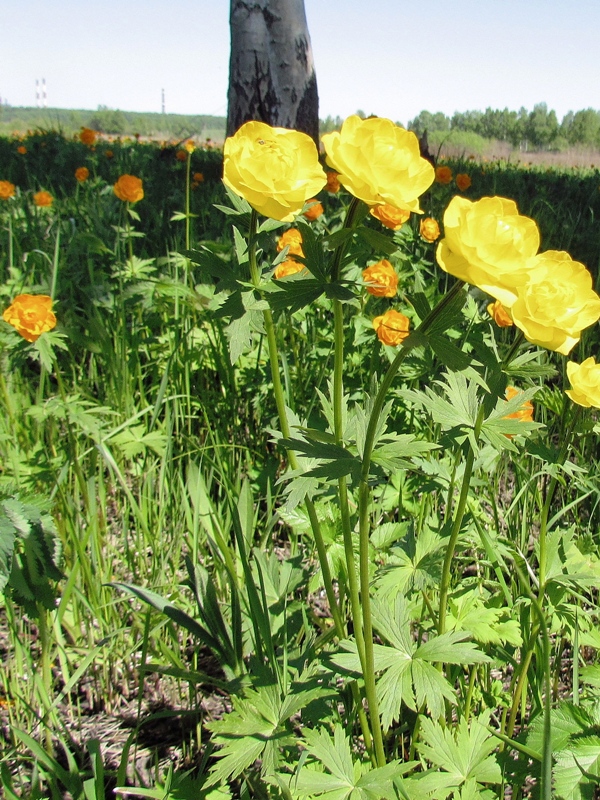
[
  {"left": 321, "top": 115, "right": 434, "bottom": 213},
  {"left": 510, "top": 251, "right": 600, "bottom": 355},
  {"left": 222, "top": 121, "right": 326, "bottom": 222},
  {"left": 436, "top": 196, "right": 540, "bottom": 307},
  {"left": 565, "top": 357, "right": 600, "bottom": 408},
  {"left": 3, "top": 294, "right": 57, "bottom": 342}
]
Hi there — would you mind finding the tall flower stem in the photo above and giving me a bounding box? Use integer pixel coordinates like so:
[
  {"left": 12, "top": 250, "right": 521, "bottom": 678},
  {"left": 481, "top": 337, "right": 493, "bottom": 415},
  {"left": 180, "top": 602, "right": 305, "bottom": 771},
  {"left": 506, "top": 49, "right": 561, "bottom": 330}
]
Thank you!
[
  {"left": 355, "top": 279, "right": 466, "bottom": 765},
  {"left": 246, "top": 210, "right": 374, "bottom": 758},
  {"left": 437, "top": 404, "right": 485, "bottom": 637},
  {"left": 247, "top": 211, "right": 344, "bottom": 637}
]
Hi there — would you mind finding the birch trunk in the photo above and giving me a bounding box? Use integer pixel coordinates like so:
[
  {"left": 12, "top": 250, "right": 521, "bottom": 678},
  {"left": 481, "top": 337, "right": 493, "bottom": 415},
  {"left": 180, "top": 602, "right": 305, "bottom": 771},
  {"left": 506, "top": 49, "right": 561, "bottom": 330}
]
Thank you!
[{"left": 227, "top": 0, "right": 319, "bottom": 145}]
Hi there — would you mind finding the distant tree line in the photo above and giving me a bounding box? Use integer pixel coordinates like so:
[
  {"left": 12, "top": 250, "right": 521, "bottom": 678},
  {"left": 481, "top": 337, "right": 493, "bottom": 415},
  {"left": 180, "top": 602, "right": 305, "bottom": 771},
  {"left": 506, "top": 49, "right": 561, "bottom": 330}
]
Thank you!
[
  {"left": 0, "top": 105, "right": 227, "bottom": 141},
  {"left": 408, "top": 104, "right": 600, "bottom": 151}
]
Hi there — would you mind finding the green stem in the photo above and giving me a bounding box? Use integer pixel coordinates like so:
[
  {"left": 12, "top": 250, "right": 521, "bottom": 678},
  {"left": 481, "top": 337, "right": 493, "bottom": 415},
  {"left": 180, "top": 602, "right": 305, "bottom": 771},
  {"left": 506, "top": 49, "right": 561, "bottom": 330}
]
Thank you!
[
  {"left": 538, "top": 403, "right": 581, "bottom": 592},
  {"left": 438, "top": 405, "right": 485, "bottom": 636},
  {"left": 247, "top": 211, "right": 344, "bottom": 638},
  {"left": 355, "top": 279, "right": 466, "bottom": 765},
  {"left": 247, "top": 209, "right": 375, "bottom": 759},
  {"left": 185, "top": 151, "right": 191, "bottom": 251}
]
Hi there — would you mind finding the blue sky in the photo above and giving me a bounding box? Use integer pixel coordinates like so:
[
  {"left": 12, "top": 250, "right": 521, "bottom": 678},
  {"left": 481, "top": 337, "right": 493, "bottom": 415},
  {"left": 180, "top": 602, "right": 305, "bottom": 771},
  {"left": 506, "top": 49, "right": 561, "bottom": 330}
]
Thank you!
[{"left": 2, "top": 0, "right": 599, "bottom": 126}]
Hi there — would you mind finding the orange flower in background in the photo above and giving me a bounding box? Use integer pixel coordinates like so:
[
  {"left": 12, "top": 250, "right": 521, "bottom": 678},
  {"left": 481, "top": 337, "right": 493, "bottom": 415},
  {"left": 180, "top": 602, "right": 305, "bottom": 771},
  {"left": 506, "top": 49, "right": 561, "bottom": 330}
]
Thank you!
[
  {"left": 303, "top": 198, "right": 323, "bottom": 220},
  {"left": 487, "top": 300, "right": 513, "bottom": 327},
  {"left": 274, "top": 259, "right": 304, "bottom": 279},
  {"left": 325, "top": 171, "right": 341, "bottom": 193},
  {"left": 0, "top": 181, "right": 16, "bottom": 200},
  {"left": 184, "top": 140, "right": 195, "bottom": 153},
  {"left": 419, "top": 217, "right": 440, "bottom": 242},
  {"left": 113, "top": 174, "right": 144, "bottom": 203},
  {"left": 277, "top": 228, "right": 305, "bottom": 258},
  {"left": 373, "top": 309, "right": 410, "bottom": 346},
  {"left": 105, "top": 149, "right": 114, "bottom": 159},
  {"left": 33, "top": 191, "right": 53, "bottom": 207},
  {"left": 370, "top": 204, "right": 410, "bottom": 230},
  {"left": 79, "top": 127, "right": 96, "bottom": 146},
  {"left": 75, "top": 167, "right": 90, "bottom": 182},
  {"left": 363, "top": 260, "right": 398, "bottom": 298},
  {"left": 456, "top": 173, "right": 472, "bottom": 191},
  {"left": 503, "top": 386, "right": 534, "bottom": 437},
  {"left": 435, "top": 165, "right": 453, "bottom": 184},
  {"left": 17, "top": 145, "right": 27, "bottom": 155},
  {"left": 2, "top": 294, "right": 57, "bottom": 342},
  {"left": 193, "top": 172, "right": 205, "bottom": 183},
  {"left": 175, "top": 150, "right": 188, "bottom": 162}
]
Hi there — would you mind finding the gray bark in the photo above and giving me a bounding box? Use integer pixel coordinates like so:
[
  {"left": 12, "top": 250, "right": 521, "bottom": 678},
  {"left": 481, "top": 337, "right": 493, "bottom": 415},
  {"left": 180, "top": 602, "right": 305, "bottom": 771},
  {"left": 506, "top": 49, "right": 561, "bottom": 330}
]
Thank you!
[{"left": 227, "top": 0, "right": 319, "bottom": 145}]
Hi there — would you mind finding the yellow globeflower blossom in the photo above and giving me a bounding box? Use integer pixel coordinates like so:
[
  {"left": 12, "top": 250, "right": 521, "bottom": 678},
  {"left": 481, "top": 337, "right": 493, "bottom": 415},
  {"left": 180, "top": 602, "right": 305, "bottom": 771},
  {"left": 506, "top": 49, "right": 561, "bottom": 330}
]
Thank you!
[
  {"left": 0, "top": 180, "right": 16, "bottom": 200},
  {"left": 223, "top": 121, "right": 326, "bottom": 222},
  {"left": 362, "top": 260, "right": 398, "bottom": 298},
  {"left": 436, "top": 196, "right": 540, "bottom": 307},
  {"left": 370, "top": 204, "right": 410, "bottom": 230},
  {"left": 113, "top": 175, "right": 144, "bottom": 203},
  {"left": 373, "top": 309, "right": 410, "bottom": 346},
  {"left": 565, "top": 358, "right": 600, "bottom": 408},
  {"left": 2, "top": 294, "right": 57, "bottom": 342},
  {"left": 277, "top": 229, "right": 304, "bottom": 258},
  {"left": 321, "top": 115, "right": 434, "bottom": 213},
  {"left": 510, "top": 251, "right": 600, "bottom": 355}
]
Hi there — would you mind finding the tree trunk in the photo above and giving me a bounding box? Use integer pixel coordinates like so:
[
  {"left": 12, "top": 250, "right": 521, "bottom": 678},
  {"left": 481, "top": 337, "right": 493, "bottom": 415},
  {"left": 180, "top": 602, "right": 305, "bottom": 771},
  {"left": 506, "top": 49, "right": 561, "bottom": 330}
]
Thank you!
[{"left": 227, "top": 0, "right": 319, "bottom": 145}]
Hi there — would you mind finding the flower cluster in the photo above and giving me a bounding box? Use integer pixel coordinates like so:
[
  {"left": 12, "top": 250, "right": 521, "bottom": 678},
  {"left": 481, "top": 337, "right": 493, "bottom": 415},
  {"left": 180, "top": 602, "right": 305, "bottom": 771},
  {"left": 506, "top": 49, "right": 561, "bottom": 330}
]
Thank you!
[{"left": 436, "top": 196, "right": 600, "bottom": 355}]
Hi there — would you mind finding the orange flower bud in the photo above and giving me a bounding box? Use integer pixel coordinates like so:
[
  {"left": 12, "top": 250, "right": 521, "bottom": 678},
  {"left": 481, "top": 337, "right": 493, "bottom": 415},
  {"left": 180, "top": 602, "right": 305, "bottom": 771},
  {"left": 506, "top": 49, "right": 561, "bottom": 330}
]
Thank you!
[
  {"left": 17, "top": 145, "right": 27, "bottom": 155},
  {"left": 419, "top": 217, "right": 440, "bottom": 242},
  {"left": 277, "top": 228, "right": 305, "bottom": 258},
  {"left": 435, "top": 165, "right": 453, "bottom": 184},
  {"left": 80, "top": 127, "right": 97, "bottom": 146},
  {"left": 33, "top": 191, "right": 53, "bottom": 207},
  {"left": 503, "top": 386, "right": 534, "bottom": 437},
  {"left": 363, "top": 260, "right": 398, "bottom": 298},
  {"left": 303, "top": 198, "right": 324, "bottom": 221},
  {"left": 274, "top": 259, "right": 304, "bottom": 279},
  {"left": 175, "top": 150, "right": 188, "bottom": 162},
  {"left": 455, "top": 173, "right": 472, "bottom": 191},
  {"left": 75, "top": 167, "right": 90, "bottom": 182},
  {"left": 105, "top": 149, "right": 114, "bottom": 159},
  {"left": 370, "top": 204, "right": 410, "bottom": 230},
  {"left": 2, "top": 294, "right": 57, "bottom": 342},
  {"left": 373, "top": 309, "right": 410, "bottom": 346},
  {"left": 113, "top": 174, "right": 144, "bottom": 203},
  {"left": 193, "top": 172, "right": 205, "bottom": 183},
  {"left": 0, "top": 180, "right": 16, "bottom": 200},
  {"left": 487, "top": 300, "right": 513, "bottom": 327},
  {"left": 325, "top": 171, "right": 341, "bottom": 193}
]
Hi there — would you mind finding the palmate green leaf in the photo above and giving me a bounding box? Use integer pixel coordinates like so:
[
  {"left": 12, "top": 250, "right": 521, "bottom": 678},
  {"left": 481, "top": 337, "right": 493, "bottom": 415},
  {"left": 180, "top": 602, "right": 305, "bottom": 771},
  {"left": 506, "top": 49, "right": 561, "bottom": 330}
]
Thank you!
[
  {"left": 526, "top": 703, "right": 596, "bottom": 759},
  {"left": 294, "top": 725, "right": 413, "bottom": 799},
  {"left": 375, "top": 523, "right": 445, "bottom": 597},
  {"left": 181, "top": 246, "right": 238, "bottom": 293},
  {"left": 428, "top": 333, "right": 472, "bottom": 371},
  {"left": 332, "top": 597, "right": 489, "bottom": 729},
  {"left": 208, "top": 683, "right": 331, "bottom": 785},
  {"left": 296, "top": 219, "right": 327, "bottom": 281},
  {"left": 370, "top": 433, "right": 438, "bottom": 473},
  {"left": 279, "top": 436, "right": 361, "bottom": 482},
  {"left": 356, "top": 227, "right": 398, "bottom": 256},
  {"left": 0, "top": 514, "right": 16, "bottom": 594},
  {"left": 402, "top": 369, "right": 483, "bottom": 432},
  {"left": 417, "top": 713, "right": 502, "bottom": 792},
  {"left": 268, "top": 277, "right": 325, "bottom": 313},
  {"left": 554, "top": 736, "right": 600, "bottom": 800},
  {"left": 224, "top": 291, "right": 267, "bottom": 364}
]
